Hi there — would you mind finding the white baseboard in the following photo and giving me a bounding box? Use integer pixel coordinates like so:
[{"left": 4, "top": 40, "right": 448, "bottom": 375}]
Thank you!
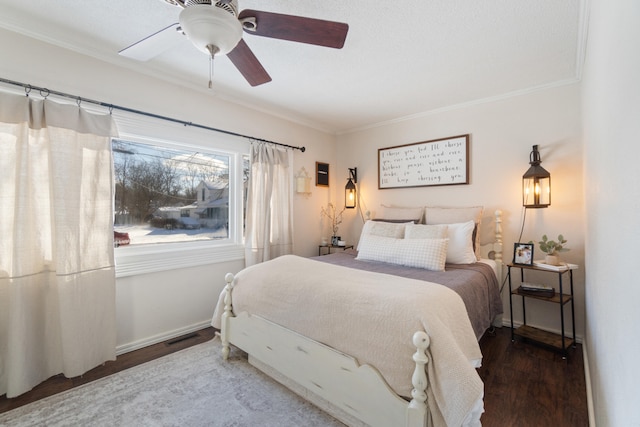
[
  {"left": 116, "top": 320, "right": 212, "bottom": 355},
  {"left": 582, "top": 338, "right": 596, "bottom": 427}
]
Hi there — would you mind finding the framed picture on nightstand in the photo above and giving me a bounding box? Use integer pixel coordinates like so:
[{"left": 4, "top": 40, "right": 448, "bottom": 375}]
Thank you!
[{"left": 513, "top": 243, "right": 534, "bottom": 266}]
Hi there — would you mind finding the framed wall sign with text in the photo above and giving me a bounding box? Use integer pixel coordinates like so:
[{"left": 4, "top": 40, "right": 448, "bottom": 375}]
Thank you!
[{"left": 378, "top": 134, "right": 470, "bottom": 189}]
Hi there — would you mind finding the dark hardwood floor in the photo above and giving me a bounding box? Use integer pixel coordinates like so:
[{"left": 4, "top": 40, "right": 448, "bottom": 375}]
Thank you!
[
  {"left": 1, "top": 326, "right": 588, "bottom": 426},
  {"left": 478, "top": 327, "right": 589, "bottom": 426}
]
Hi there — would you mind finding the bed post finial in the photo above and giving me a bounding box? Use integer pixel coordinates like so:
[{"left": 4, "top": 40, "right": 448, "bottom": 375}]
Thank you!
[
  {"left": 408, "top": 331, "right": 430, "bottom": 424},
  {"left": 221, "top": 273, "right": 235, "bottom": 360},
  {"left": 494, "top": 210, "right": 503, "bottom": 272}
]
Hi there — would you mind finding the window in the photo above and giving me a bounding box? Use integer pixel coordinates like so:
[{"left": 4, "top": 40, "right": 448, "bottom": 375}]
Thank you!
[
  {"left": 113, "top": 138, "right": 239, "bottom": 245},
  {"left": 111, "top": 135, "right": 249, "bottom": 277}
]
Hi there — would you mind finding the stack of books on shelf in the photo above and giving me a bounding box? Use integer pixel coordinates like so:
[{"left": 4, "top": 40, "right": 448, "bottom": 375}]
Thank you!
[
  {"left": 518, "top": 282, "right": 555, "bottom": 297},
  {"left": 533, "top": 260, "right": 579, "bottom": 271}
]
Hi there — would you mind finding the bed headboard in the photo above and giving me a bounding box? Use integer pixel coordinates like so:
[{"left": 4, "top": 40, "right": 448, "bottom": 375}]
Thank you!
[
  {"left": 362, "top": 206, "right": 504, "bottom": 280},
  {"left": 478, "top": 210, "right": 503, "bottom": 280}
]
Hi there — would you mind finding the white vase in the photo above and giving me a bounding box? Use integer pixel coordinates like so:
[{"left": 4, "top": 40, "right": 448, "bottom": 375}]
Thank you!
[{"left": 545, "top": 254, "right": 560, "bottom": 266}]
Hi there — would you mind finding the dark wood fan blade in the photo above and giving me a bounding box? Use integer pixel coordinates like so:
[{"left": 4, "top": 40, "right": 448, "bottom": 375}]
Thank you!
[
  {"left": 238, "top": 9, "right": 348, "bottom": 49},
  {"left": 227, "top": 39, "right": 272, "bottom": 86}
]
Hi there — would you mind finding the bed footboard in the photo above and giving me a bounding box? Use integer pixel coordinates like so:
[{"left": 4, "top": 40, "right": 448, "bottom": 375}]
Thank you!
[
  {"left": 220, "top": 273, "right": 432, "bottom": 427},
  {"left": 221, "top": 272, "right": 234, "bottom": 361}
]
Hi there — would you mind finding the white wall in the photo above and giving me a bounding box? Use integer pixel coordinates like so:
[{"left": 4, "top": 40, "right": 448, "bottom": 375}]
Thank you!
[
  {"left": 115, "top": 261, "right": 243, "bottom": 353},
  {"left": 292, "top": 135, "right": 338, "bottom": 258},
  {"left": 581, "top": 1, "right": 640, "bottom": 425},
  {"left": 336, "top": 84, "right": 586, "bottom": 338},
  {"left": 0, "top": 28, "right": 337, "bottom": 351}
]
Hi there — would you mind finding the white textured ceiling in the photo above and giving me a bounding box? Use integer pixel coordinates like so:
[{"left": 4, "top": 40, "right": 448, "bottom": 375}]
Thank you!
[{"left": 0, "top": 0, "right": 585, "bottom": 133}]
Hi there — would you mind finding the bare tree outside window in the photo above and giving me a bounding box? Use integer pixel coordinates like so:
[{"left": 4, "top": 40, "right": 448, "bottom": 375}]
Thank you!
[{"left": 113, "top": 139, "right": 246, "bottom": 246}]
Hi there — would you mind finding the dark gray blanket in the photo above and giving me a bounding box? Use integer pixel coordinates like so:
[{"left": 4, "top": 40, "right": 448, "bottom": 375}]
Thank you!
[{"left": 311, "top": 249, "right": 503, "bottom": 339}]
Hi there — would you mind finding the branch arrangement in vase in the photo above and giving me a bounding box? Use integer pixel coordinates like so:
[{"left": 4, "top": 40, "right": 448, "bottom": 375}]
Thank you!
[{"left": 321, "top": 203, "right": 345, "bottom": 238}]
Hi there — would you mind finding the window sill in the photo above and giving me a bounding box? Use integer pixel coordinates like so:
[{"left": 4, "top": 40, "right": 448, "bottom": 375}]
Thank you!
[{"left": 114, "top": 241, "right": 245, "bottom": 278}]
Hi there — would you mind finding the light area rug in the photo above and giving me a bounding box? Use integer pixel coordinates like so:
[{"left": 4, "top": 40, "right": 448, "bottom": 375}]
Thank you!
[{"left": 0, "top": 337, "right": 345, "bottom": 427}]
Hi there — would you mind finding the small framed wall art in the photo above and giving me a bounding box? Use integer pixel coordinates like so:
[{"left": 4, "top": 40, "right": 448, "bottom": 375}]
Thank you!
[
  {"left": 316, "top": 162, "right": 329, "bottom": 187},
  {"left": 513, "top": 243, "right": 534, "bottom": 266}
]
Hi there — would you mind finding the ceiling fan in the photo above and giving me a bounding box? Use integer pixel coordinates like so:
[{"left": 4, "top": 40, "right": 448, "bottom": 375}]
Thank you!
[{"left": 119, "top": 0, "right": 349, "bottom": 87}]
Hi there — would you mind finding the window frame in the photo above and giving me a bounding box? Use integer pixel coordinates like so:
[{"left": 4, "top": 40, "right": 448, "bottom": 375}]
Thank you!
[{"left": 113, "top": 132, "right": 248, "bottom": 278}]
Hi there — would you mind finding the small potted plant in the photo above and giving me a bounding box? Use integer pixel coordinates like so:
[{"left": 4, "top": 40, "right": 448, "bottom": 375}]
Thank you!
[{"left": 532, "top": 234, "right": 569, "bottom": 266}]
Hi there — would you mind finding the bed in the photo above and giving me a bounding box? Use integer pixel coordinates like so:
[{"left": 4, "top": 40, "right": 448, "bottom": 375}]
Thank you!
[{"left": 212, "top": 209, "right": 503, "bottom": 427}]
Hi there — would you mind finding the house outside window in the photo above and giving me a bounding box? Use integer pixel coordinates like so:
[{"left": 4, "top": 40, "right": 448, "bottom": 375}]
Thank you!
[
  {"left": 112, "top": 136, "right": 249, "bottom": 277},
  {"left": 113, "top": 138, "right": 239, "bottom": 245}
]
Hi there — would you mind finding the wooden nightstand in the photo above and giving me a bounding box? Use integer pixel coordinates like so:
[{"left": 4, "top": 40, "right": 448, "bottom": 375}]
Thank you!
[
  {"left": 508, "top": 262, "right": 577, "bottom": 357},
  {"left": 318, "top": 245, "right": 353, "bottom": 256}
]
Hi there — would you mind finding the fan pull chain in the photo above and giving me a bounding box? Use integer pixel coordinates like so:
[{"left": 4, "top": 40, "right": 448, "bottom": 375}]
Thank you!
[
  {"left": 208, "top": 54, "right": 213, "bottom": 89},
  {"left": 206, "top": 44, "right": 218, "bottom": 89}
]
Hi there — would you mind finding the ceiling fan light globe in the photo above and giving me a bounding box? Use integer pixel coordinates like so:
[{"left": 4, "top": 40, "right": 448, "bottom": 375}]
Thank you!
[{"left": 179, "top": 4, "right": 242, "bottom": 55}]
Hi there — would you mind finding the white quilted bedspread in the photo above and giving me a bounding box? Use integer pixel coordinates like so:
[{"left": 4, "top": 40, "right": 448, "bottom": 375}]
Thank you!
[{"left": 212, "top": 255, "right": 484, "bottom": 427}]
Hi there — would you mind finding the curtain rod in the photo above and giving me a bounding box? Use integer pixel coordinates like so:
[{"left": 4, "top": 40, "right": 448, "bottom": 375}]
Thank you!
[{"left": 0, "top": 77, "right": 306, "bottom": 152}]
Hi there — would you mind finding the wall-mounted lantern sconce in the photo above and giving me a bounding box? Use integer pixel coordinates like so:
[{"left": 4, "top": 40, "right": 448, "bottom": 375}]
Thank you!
[
  {"left": 523, "top": 145, "right": 551, "bottom": 208},
  {"left": 345, "top": 167, "right": 357, "bottom": 209}
]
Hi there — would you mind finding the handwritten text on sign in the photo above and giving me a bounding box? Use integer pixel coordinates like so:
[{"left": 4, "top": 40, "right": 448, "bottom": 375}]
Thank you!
[{"left": 378, "top": 135, "right": 469, "bottom": 189}]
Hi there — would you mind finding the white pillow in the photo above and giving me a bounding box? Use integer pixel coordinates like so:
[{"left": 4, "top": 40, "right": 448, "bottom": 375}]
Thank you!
[
  {"left": 425, "top": 206, "right": 483, "bottom": 225},
  {"left": 405, "top": 223, "right": 448, "bottom": 239},
  {"left": 380, "top": 204, "right": 424, "bottom": 222},
  {"left": 425, "top": 206, "right": 483, "bottom": 256},
  {"left": 356, "top": 234, "right": 448, "bottom": 271},
  {"left": 445, "top": 220, "right": 477, "bottom": 264},
  {"left": 357, "top": 220, "right": 412, "bottom": 250}
]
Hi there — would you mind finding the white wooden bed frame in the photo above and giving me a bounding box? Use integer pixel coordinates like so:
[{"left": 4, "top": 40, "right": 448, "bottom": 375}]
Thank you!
[{"left": 220, "top": 210, "right": 503, "bottom": 427}]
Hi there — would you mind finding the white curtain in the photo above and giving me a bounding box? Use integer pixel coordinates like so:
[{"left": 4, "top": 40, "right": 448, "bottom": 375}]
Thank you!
[
  {"left": 0, "top": 91, "right": 119, "bottom": 398},
  {"left": 244, "top": 143, "right": 294, "bottom": 266}
]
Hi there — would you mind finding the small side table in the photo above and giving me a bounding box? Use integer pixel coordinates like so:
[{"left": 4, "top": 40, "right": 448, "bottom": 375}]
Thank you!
[
  {"left": 508, "top": 262, "right": 577, "bottom": 357},
  {"left": 318, "top": 244, "right": 353, "bottom": 256}
]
